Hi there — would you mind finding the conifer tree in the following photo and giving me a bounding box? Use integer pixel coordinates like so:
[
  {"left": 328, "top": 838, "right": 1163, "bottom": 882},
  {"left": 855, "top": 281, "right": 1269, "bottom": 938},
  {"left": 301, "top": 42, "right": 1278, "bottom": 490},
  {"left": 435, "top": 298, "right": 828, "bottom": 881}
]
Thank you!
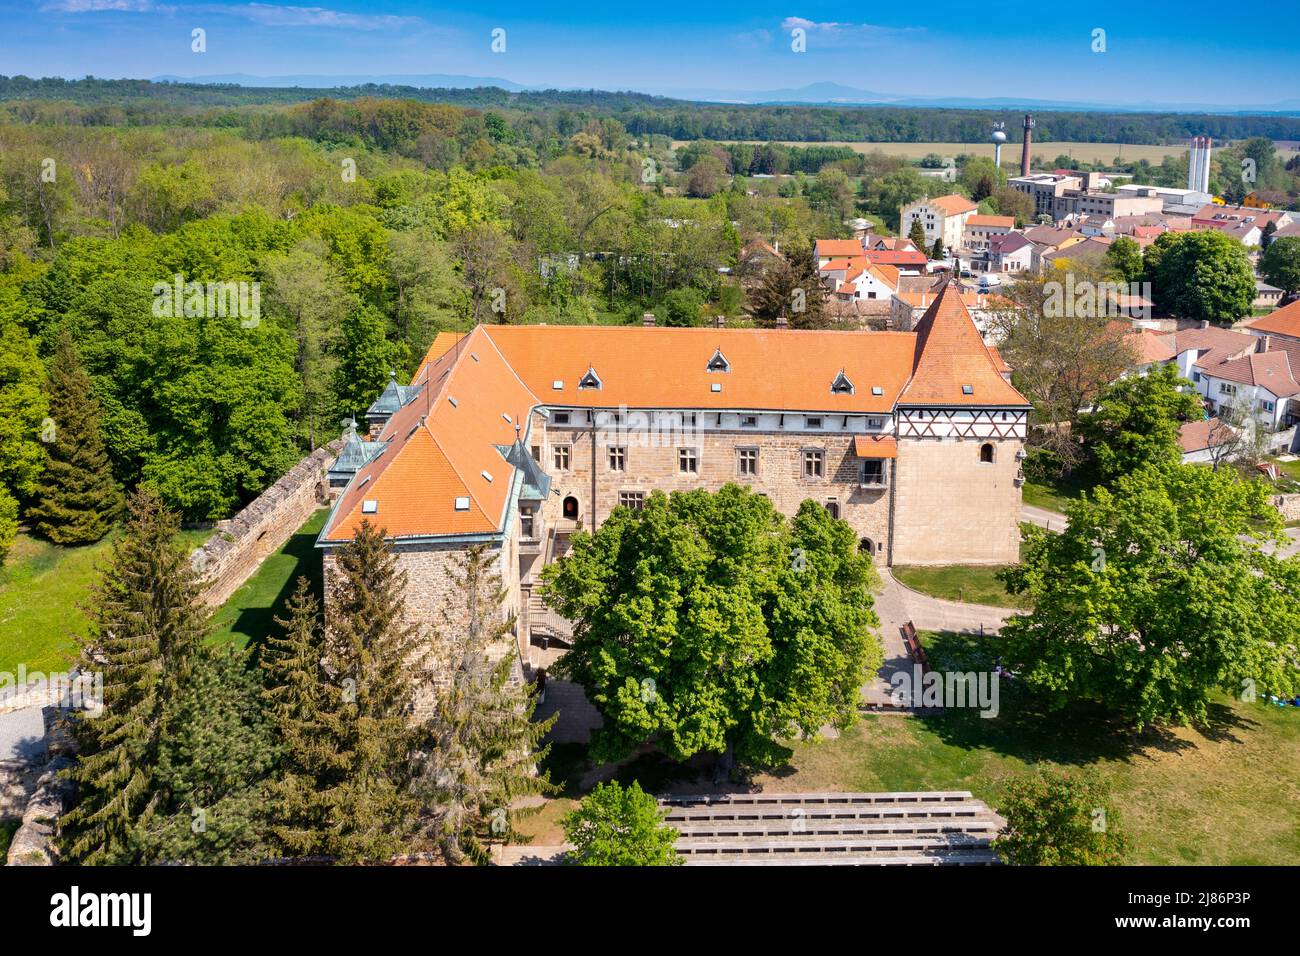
[
  {"left": 930, "top": 236, "right": 945, "bottom": 260},
  {"left": 263, "top": 524, "right": 425, "bottom": 863},
  {"left": 60, "top": 488, "right": 209, "bottom": 864},
  {"left": 261, "top": 577, "right": 336, "bottom": 858},
  {"left": 413, "top": 544, "right": 555, "bottom": 865},
  {"left": 906, "top": 217, "right": 927, "bottom": 253},
  {"left": 29, "top": 331, "right": 121, "bottom": 544}
]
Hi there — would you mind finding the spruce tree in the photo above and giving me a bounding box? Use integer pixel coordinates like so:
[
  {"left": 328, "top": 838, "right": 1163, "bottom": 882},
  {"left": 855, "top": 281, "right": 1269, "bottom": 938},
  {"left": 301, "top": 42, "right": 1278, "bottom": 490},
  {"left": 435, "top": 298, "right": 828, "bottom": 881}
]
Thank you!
[
  {"left": 907, "top": 217, "right": 927, "bottom": 253},
  {"left": 60, "top": 488, "right": 209, "bottom": 864},
  {"left": 413, "top": 544, "right": 555, "bottom": 865},
  {"left": 263, "top": 524, "right": 426, "bottom": 863},
  {"left": 29, "top": 331, "right": 121, "bottom": 544},
  {"left": 930, "top": 236, "right": 945, "bottom": 260},
  {"left": 261, "top": 577, "right": 337, "bottom": 859}
]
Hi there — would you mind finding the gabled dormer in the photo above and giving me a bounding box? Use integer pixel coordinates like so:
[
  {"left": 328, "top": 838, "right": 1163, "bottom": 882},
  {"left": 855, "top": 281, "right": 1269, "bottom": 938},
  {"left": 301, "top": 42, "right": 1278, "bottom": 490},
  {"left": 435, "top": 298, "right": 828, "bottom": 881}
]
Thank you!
[
  {"left": 578, "top": 366, "right": 602, "bottom": 390},
  {"left": 831, "top": 369, "right": 855, "bottom": 395},
  {"left": 706, "top": 348, "right": 730, "bottom": 373}
]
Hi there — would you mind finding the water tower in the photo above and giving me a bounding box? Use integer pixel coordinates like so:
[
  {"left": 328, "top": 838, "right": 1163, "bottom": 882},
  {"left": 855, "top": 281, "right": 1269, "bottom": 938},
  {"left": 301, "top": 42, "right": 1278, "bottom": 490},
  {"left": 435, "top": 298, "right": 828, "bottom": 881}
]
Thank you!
[{"left": 991, "top": 122, "right": 1007, "bottom": 167}]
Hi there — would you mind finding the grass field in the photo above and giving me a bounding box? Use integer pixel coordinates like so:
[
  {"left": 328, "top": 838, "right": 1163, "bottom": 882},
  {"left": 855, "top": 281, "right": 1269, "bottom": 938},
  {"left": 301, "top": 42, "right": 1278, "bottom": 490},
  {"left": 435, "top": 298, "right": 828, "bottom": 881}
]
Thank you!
[
  {"left": 1021, "top": 470, "right": 1095, "bottom": 514},
  {"left": 673, "top": 140, "right": 1199, "bottom": 166},
  {"left": 517, "top": 631, "right": 1300, "bottom": 865},
  {"left": 893, "top": 562, "right": 1031, "bottom": 609},
  {"left": 0, "top": 509, "right": 327, "bottom": 676},
  {"left": 0, "top": 527, "right": 211, "bottom": 676}
]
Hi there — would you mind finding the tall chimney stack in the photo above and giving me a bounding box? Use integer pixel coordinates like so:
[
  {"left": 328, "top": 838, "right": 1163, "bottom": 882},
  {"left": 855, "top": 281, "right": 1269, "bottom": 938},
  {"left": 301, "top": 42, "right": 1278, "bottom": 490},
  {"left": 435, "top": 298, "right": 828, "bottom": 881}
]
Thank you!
[{"left": 1020, "top": 114, "right": 1035, "bottom": 177}]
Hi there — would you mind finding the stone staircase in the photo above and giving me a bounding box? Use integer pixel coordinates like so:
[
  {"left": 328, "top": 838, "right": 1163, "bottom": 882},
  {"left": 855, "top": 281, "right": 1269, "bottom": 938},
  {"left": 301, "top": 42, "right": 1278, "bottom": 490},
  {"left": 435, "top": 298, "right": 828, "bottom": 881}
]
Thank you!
[{"left": 659, "top": 791, "right": 1003, "bottom": 866}]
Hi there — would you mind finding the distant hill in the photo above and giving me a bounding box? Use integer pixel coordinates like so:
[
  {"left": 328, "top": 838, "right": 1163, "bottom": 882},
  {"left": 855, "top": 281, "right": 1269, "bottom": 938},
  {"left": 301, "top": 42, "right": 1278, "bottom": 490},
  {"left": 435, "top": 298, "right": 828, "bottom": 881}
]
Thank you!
[{"left": 152, "top": 72, "right": 530, "bottom": 92}]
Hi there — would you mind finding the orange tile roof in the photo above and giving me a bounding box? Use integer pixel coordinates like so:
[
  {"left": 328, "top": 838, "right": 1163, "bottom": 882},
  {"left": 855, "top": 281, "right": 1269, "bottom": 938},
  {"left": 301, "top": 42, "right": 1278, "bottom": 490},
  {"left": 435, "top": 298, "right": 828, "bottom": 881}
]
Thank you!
[
  {"left": 966, "top": 215, "right": 1014, "bottom": 228},
  {"left": 899, "top": 282, "right": 1030, "bottom": 407},
  {"left": 854, "top": 435, "right": 897, "bottom": 458},
  {"left": 815, "top": 239, "right": 865, "bottom": 258},
  {"left": 927, "top": 195, "right": 979, "bottom": 216},
  {"left": 323, "top": 291, "right": 1028, "bottom": 541},
  {"left": 1245, "top": 299, "right": 1300, "bottom": 339},
  {"left": 864, "top": 249, "right": 929, "bottom": 267}
]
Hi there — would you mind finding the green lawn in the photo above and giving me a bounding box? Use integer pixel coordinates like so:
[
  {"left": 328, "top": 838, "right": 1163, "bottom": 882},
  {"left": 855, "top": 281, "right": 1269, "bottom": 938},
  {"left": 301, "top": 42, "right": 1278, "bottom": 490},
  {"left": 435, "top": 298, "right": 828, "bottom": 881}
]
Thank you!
[
  {"left": 209, "top": 508, "right": 329, "bottom": 651},
  {"left": 893, "top": 563, "right": 1031, "bottom": 609},
  {"left": 0, "top": 527, "right": 210, "bottom": 676},
  {"left": 0, "top": 508, "right": 327, "bottom": 676},
  {"left": 519, "top": 631, "right": 1300, "bottom": 865},
  {"left": 1021, "top": 470, "right": 1094, "bottom": 514}
]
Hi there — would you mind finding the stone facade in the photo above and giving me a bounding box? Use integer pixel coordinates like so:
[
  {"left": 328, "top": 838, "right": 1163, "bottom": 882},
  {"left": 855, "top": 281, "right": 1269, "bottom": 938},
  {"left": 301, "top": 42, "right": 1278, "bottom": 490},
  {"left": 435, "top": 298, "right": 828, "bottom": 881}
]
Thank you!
[
  {"left": 1275, "top": 493, "right": 1300, "bottom": 522},
  {"left": 191, "top": 439, "right": 342, "bottom": 607}
]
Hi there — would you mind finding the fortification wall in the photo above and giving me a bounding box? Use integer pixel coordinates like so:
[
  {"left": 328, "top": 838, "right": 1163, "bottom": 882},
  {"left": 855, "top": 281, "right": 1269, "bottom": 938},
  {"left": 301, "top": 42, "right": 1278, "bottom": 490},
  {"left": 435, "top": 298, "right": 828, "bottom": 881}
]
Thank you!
[{"left": 190, "top": 439, "right": 343, "bottom": 607}]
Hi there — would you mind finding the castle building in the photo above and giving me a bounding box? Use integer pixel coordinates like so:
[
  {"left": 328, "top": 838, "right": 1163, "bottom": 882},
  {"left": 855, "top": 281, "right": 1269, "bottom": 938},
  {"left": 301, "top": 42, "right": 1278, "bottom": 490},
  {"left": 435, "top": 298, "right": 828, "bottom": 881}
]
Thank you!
[{"left": 317, "top": 284, "right": 1030, "bottom": 662}]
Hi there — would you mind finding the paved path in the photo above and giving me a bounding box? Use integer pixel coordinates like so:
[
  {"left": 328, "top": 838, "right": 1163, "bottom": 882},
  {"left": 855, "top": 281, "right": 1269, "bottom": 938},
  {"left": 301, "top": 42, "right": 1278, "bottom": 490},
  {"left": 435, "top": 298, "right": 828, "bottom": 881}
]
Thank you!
[
  {"left": 1020, "top": 504, "right": 1068, "bottom": 531},
  {"left": 1261, "top": 525, "right": 1300, "bottom": 560},
  {"left": 0, "top": 706, "right": 46, "bottom": 764}
]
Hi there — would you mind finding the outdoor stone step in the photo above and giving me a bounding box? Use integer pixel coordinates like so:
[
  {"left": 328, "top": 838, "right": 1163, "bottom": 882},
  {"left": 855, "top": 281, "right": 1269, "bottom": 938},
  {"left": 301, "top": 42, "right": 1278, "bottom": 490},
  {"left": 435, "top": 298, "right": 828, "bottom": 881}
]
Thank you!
[
  {"left": 684, "top": 850, "right": 1001, "bottom": 866},
  {"left": 677, "top": 831, "right": 991, "bottom": 851},
  {"left": 672, "top": 816, "right": 1002, "bottom": 839},
  {"left": 659, "top": 790, "right": 973, "bottom": 807},
  {"left": 662, "top": 801, "right": 997, "bottom": 824}
]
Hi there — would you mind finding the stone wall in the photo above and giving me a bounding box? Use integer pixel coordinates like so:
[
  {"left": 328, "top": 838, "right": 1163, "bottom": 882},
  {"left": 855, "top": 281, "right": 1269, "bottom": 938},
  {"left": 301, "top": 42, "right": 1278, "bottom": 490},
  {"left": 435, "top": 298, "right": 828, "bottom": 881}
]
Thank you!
[
  {"left": 536, "top": 417, "right": 893, "bottom": 560},
  {"left": 891, "top": 436, "right": 1023, "bottom": 566},
  {"left": 1275, "top": 493, "right": 1300, "bottom": 522},
  {"left": 191, "top": 439, "right": 343, "bottom": 607}
]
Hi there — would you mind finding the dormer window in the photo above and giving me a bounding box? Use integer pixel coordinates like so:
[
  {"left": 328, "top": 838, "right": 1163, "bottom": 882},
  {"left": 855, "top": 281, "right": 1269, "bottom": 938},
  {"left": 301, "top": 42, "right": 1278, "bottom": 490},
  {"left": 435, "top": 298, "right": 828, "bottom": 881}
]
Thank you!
[
  {"left": 578, "top": 367, "right": 602, "bottom": 390},
  {"left": 831, "top": 370, "right": 855, "bottom": 395},
  {"left": 706, "top": 348, "right": 730, "bottom": 373}
]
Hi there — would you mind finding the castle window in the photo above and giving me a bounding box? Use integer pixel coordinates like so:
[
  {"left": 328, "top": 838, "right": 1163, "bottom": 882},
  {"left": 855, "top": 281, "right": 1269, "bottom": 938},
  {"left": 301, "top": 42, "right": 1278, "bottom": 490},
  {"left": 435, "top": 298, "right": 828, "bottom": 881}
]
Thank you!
[
  {"left": 578, "top": 367, "right": 602, "bottom": 390},
  {"left": 861, "top": 460, "right": 884, "bottom": 486},
  {"left": 737, "top": 447, "right": 758, "bottom": 476},
  {"left": 553, "top": 444, "right": 572, "bottom": 471},
  {"left": 519, "top": 505, "right": 535, "bottom": 537},
  {"left": 825, "top": 500, "right": 840, "bottom": 519},
  {"left": 859, "top": 537, "right": 875, "bottom": 555},
  {"left": 803, "top": 449, "right": 825, "bottom": 479},
  {"left": 707, "top": 349, "right": 730, "bottom": 373},
  {"left": 831, "top": 371, "right": 855, "bottom": 395},
  {"left": 740, "top": 414, "right": 758, "bottom": 428},
  {"left": 608, "top": 446, "right": 626, "bottom": 471},
  {"left": 553, "top": 411, "right": 571, "bottom": 425},
  {"left": 979, "top": 443, "right": 995, "bottom": 464},
  {"left": 562, "top": 496, "right": 580, "bottom": 521},
  {"left": 678, "top": 448, "right": 699, "bottom": 474},
  {"left": 806, "top": 416, "right": 823, "bottom": 429},
  {"left": 618, "top": 491, "right": 645, "bottom": 510}
]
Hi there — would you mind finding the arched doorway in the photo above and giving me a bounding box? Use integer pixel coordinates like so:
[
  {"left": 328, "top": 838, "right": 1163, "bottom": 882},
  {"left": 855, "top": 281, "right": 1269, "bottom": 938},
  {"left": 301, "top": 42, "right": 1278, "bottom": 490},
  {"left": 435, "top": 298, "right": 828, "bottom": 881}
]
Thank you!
[{"left": 979, "top": 442, "right": 995, "bottom": 464}]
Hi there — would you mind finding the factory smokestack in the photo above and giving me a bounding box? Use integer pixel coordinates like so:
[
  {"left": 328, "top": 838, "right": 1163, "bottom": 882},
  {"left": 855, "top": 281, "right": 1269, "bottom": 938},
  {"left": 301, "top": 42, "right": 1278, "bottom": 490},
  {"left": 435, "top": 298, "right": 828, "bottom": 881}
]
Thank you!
[
  {"left": 1020, "top": 114, "right": 1035, "bottom": 177},
  {"left": 1187, "top": 136, "right": 1213, "bottom": 194}
]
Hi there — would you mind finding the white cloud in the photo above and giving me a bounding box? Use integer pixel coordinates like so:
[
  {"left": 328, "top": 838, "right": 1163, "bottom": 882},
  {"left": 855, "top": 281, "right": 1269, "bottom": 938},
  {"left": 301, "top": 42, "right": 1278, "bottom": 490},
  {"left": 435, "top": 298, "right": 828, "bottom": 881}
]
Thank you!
[
  {"left": 205, "top": 3, "right": 422, "bottom": 31},
  {"left": 41, "top": 0, "right": 158, "bottom": 11},
  {"left": 780, "top": 17, "right": 922, "bottom": 46}
]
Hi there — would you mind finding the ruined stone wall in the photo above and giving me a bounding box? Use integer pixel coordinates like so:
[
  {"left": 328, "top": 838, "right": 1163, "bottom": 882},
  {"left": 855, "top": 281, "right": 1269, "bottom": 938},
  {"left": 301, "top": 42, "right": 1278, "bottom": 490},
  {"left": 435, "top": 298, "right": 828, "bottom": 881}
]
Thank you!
[
  {"left": 191, "top": 439, "right": 343, "bottom": 607},
  {"left": 891, "top": 436, "right": 1023, "bottom": 566},
  {"left": 1275, "top": 493, "right": 1300, "bottom": 522}
]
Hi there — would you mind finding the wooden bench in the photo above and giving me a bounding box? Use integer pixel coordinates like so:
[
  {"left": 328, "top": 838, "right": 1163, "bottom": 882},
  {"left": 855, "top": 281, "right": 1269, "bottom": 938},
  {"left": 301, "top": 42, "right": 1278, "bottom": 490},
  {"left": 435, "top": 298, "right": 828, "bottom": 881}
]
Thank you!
[{"left": 901, "top": 621, "right": 929, "bottom": 669}]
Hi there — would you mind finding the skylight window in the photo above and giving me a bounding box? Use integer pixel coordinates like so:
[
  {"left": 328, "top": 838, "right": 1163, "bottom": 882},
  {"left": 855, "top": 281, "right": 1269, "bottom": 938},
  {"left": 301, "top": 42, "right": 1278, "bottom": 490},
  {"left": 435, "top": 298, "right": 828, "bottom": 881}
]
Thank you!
[
  {"left": 481, "top": 470, "right": 494, "bottom": 483},
  {"left": 448, "top": 396, "right": 459, "bottom": 407},
  {"left": 706, "top": 348, "right": 730, "bottom": 373},
  {"left": 552, "top": 380, "right": 564, "bottom": 390},
  {"left": 962, "top": 385, "right": 974, "bottom": 395},
  {"left": 362, "top": 500, "right": 378, "bottom": 514},
  {"left": 871, "top": 386, "right": 884, "bottom": 396},
  {"left": 502, "top": 413, "right": 513, "bottom": 424},
  {"left": 578, "top": 367, "right": 602, "bottom": 390},
  {"left": 711, "top": 382, "right": 722, "bottom": 393},
  {"left": 454, "top": 496, "right": 470, "bottom": 511}
]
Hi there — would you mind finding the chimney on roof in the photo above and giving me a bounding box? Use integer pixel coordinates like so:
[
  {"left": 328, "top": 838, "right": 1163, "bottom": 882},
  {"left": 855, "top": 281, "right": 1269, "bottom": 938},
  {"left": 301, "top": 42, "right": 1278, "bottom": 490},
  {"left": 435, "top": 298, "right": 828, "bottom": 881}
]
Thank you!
[
  {"left": 1260, "top": 335, "right": 1271, "bottom": 353},
  {"left": 642, "top": 312, "right": 656, "bottom": 327},
  {"left": 775, "top": 315, "right": 789, "bottom": 329},
  {"left": 714, "top": 315, "right": 726, "bottom": 329}
]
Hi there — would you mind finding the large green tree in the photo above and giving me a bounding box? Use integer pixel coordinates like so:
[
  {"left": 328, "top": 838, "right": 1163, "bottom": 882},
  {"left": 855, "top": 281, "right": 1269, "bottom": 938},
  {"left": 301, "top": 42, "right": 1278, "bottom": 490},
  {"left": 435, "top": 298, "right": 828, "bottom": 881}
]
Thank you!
[
  {"left": 1259, "top": 236, "right": 1300, "bottom": 300},
  {"left": 993, "top": 769, "right": 1129, "bottom": 866},
  {"left": 0, "top": 296, "right": 47, "bottom": 560},
  {"left": 333, "top": 304, "right": 402, "bottom": 422},
  {"left": 1145, "top": 230, "right": 1254, "bottom": 323},
  {"left": 1001, "top": 463, "right": 1300, "bottom": 728},
  {"left": 61, "top": 488, "right": 210, "bottom": 864},
  {"left": 1076, "top": 362, "right": 1200, "bottom": 481},
  {"left": 542, "top": 486, "right": 882, "bottom": 768},
  {"left": 28, "top": 331, "right": 121, "bottom": 544},
  {"left": 562, "top": 780, "right": 682, "bottom": 866}
]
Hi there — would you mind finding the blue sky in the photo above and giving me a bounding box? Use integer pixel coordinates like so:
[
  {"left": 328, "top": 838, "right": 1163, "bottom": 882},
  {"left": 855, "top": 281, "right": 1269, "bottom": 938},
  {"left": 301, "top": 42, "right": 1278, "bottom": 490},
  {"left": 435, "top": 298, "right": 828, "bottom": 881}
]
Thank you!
[{"left": 2, "top": 1, "right": 1298, "bottom": 107}]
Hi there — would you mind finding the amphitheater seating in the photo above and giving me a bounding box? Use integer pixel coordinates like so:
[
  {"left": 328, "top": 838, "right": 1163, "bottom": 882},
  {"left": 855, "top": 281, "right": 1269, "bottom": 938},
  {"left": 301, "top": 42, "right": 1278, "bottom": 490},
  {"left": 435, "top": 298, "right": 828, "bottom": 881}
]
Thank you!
[{"left": 659, "top": 791, "right": 1003, "bottom": 866}]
